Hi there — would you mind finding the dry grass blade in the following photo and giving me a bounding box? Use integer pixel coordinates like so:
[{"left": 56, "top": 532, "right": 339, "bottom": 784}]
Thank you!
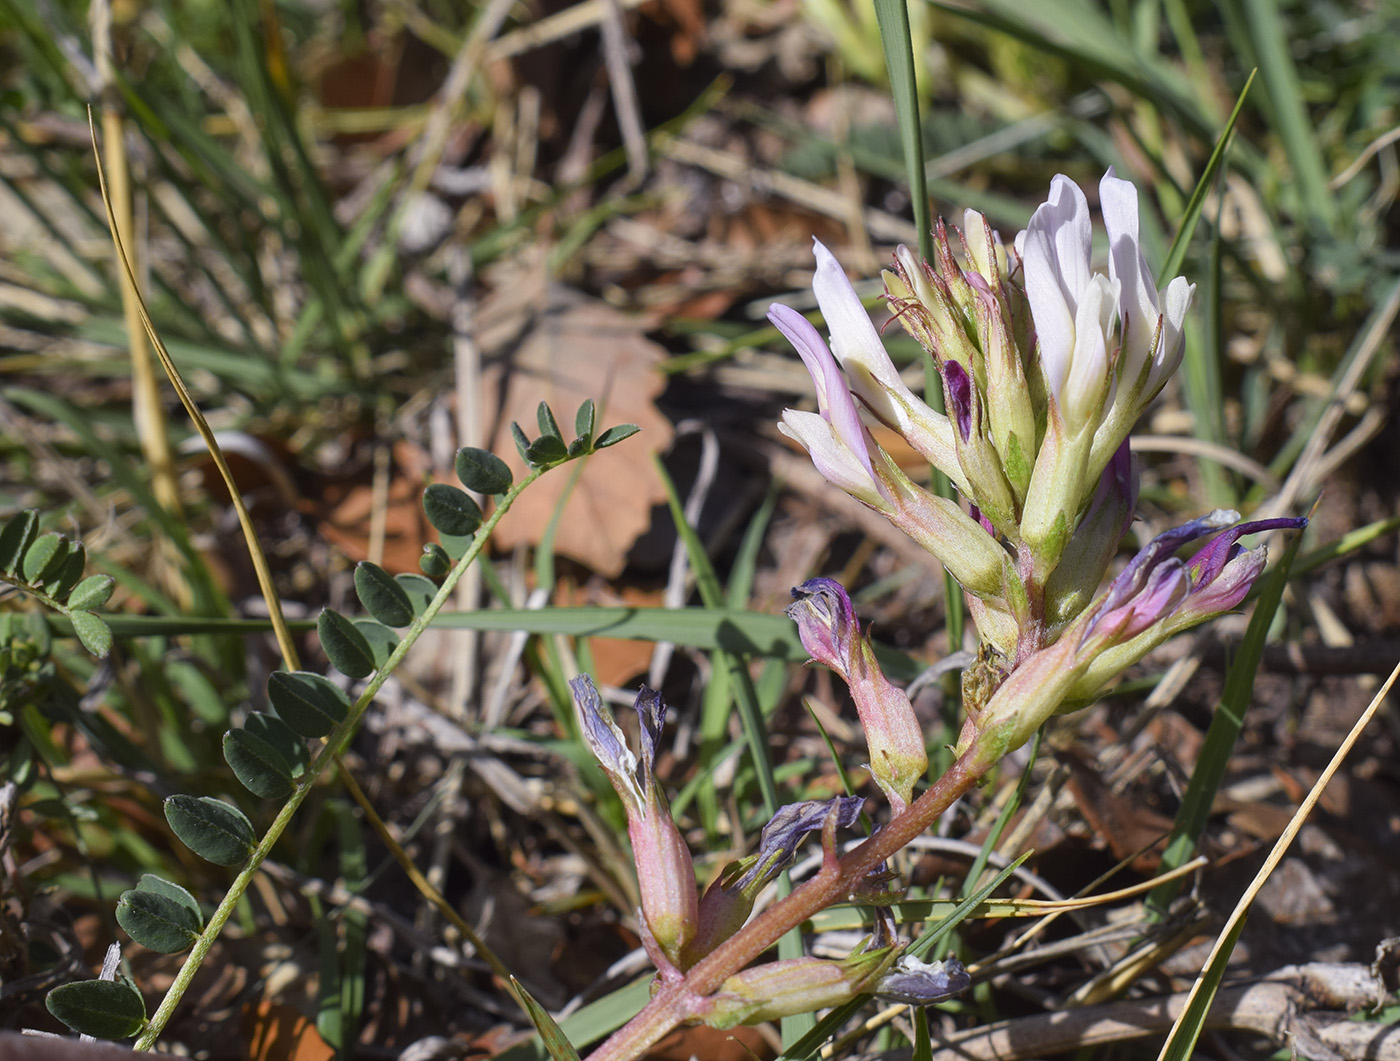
[
  {"left": 1156, "top": 654, "right": 1400, "bottom": 1061},
  {"left": 85, "top": 106, "right": 300, "bottom": 672}
]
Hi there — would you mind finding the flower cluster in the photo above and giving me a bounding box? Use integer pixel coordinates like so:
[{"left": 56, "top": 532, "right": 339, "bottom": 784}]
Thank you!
[
  {"left": 773, "top": 169, "right": 1305, "bottom": 778},
  {"left": 569, "top": 171, "right": 1304, "bottom": 1045}
]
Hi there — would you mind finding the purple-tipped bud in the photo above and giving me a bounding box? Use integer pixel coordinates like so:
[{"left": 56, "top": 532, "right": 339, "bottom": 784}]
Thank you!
[
  {"left": 569, "top": 676, "right": 698, "bottom": 972},
  {"left": 788, "top": 579, "right": 929, "bottom": 811},
  {"left": 875, "top": 954, "right": 971, "bottom": 1005},
  {"left": 943, "top": 360, "right": 974, "bottom": 443}
]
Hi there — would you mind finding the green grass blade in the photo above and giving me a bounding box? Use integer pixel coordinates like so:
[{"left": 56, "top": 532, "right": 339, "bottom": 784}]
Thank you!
[
  {"left": 651, "top": 454, "right": 780, "bottom": 811},
  {"left": 510, "top": 978, "right": 582, "bottom": 1061},
  {"left": 873, "top": 0, "right": 931, "bottom": 263},
  {"left": 873, "top": 0, "right": 964, "bottom": 657},
  {"left": 1234, "top": 0, "right": 1336, "bottom": 229},
  {"left": 1158, "top": 70, "right": 1256, "bottom": 285}
]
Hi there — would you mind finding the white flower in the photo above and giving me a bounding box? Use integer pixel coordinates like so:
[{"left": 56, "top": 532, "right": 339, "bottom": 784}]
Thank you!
[
  {"left": 1100, "top": 168, "right": 1195, "bottom": 408},
  {"left": 811, "top": 240, "right": 962, "bottom": 485},
  {"left": 1018, "top": 175, "right": 1119, "bottom": 436}
]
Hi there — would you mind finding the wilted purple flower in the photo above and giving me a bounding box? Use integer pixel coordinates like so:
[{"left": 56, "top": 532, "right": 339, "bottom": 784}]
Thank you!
[
  {"left": 685, "top": 796, "right": 865, "bottom": 966},
  {"left": 875, "top": 954, "right": 972, "bottom": 1006},
  {"left": 787, "top": 579, "right": 928, "bottom": 811},
  {"left": 739, "top": 796, "right": 865, "bottom": 890},
  {"left": 964, "top": 512, "right": 1306, "bottom": 762},
  {"left": 570, "top": 675, "right": 698, "bottom": 973}
]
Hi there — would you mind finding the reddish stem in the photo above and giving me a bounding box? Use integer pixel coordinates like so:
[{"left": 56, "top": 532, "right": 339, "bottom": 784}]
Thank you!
[{"left": 583, "top": 743, "right": 992, "bottom": 1061}]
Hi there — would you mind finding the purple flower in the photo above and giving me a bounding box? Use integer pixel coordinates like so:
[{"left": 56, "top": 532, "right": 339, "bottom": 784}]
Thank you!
[{"left": 964, "top": 511, "right": 1306, "bottom": 764}]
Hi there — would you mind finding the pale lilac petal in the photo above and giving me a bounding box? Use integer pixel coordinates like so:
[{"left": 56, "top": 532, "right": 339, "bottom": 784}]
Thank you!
[
  {"left": 770, "top": 304, "right": 874, "bottom": 483},
  {"left": 811, "top": 240, "right": 904, "bottom": 391},
  {"left": 778, "top": 412, "right": 881, "bottom": 505}
]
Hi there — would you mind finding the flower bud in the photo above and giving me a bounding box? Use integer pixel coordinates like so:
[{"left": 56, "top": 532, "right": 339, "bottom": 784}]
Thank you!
[
  {"left": 702, "top": 946, "right": 898, "bottom": 1029},
  {"left": 570, "top": 676, "right": 698, "bottom": 972},
  {"left": 788, "top": 579, "right": 927, "bottom": 811}
]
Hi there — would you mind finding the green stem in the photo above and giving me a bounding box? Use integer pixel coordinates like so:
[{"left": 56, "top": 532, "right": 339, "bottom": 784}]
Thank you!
[
  {"left": 132, "top": 467, "right": 545, "bottom": 1051},
  {"left": 583, "top": 741, "right": 993, "bottom": 1061}
]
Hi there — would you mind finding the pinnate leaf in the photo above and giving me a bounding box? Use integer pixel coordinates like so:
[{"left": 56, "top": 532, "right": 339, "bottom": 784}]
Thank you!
[
  {"left": 22, "top": 531, "right": 64, "bottom": 583},
  {"left": 71, "top": 610, "right": 113, "bottom": 657},
  {"left": 318, "top": 609, "right": 375, "bottom": 679},
  {"left": 243, "top": 712, "right": 309, "bottom": 776},
  {"left": 423, "top": 483, "right": 482, "bottom": 537},
  {"left": 267, "top": 670, "right": 351, "bottom": 738},
  {"left": 164, "top": 795, "right": 255, "bottom": 866},
  {"left": 46, "top": 978, "right": 147, "bottom": 1039},
  {"left": 134, "top": 873, "right": 202, "bottom": 917},
  {"left": 394, "top": 573, "right": 437, "bottom": 618},
  {"left": 524, "top": 435, "right": 568, "bottom": 466},
  {"left": 594, "top": 423, "right": 640, "bottom": 449},
  {"left": 354, "top": 562, "right": 413, "bottom": 627},
  {"left": 67, "top": 573, "right": 115, "bottom": 611},
  {"left": 352, "top": 619, "right": 399, "bottom": 670},
  {"left": 0, "top": 510, "right": 38, "bottom": 574},
  {"left": 537, "top": 400, "right": 563, "bottom": 440},
  {"left": 455, "top": 446, "right": 513, "bottom": 495},
  {"left": 420, "top": 543, "right": 451, "bottom": 578},
  {"left": 117, "top": 888, "right": 201, "bottom": 953},
  {"left": 46, "top": 541, "right": 87, "bottom": 598},
  {"left": 574, "top": 398, "right": 595, "bottom": 442},
  {"left": 224, "top": 727, "right": 295, "bottom": 799}
]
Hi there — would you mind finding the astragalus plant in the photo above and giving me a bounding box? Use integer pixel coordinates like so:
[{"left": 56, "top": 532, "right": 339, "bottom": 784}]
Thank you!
[{"left": 571, "top": 170, "right": 1304, "bottom": 1061}]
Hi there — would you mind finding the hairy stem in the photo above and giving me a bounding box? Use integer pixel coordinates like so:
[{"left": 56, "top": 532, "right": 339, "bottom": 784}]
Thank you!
[{"left": 584, "top": 742, "right": 993, "bottom": 1061}]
